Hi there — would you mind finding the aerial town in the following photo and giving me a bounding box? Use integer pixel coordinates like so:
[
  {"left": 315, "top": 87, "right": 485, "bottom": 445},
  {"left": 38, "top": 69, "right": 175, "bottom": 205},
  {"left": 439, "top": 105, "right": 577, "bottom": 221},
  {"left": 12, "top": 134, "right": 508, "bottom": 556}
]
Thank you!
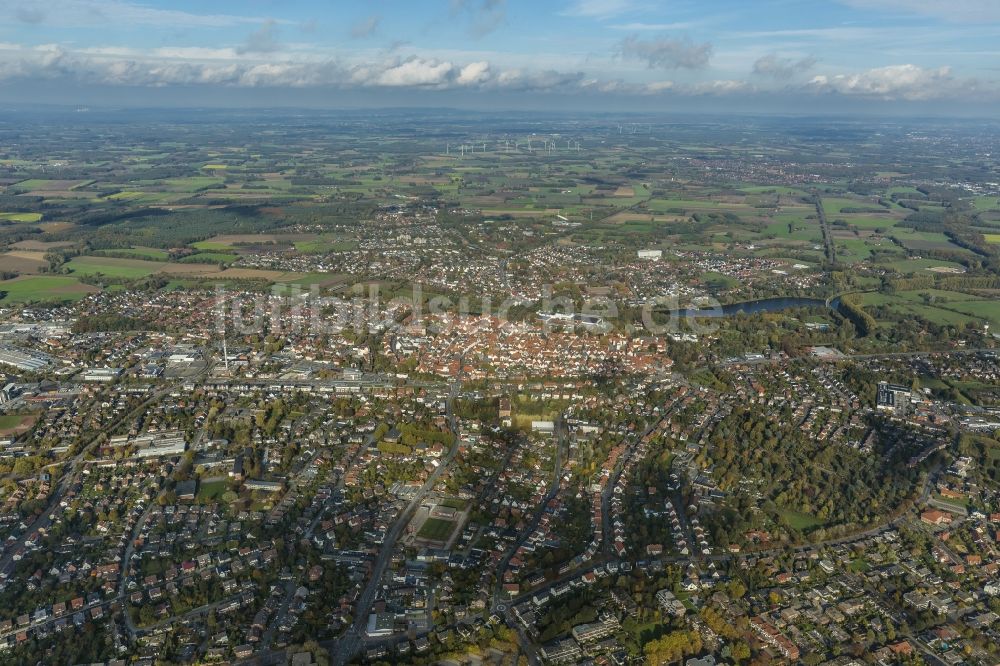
[
  {"left": 15, "top": 0, "right": 1000, "bottom": 641},
  {"left": 1, "top": 106, "right": 1000, "bottom": 666}
]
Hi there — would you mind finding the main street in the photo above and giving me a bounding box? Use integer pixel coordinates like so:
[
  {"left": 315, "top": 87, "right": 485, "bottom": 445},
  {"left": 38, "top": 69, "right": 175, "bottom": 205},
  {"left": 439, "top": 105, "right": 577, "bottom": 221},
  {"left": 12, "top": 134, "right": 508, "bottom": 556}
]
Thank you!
[{"left": 329, "top": 381, "right": 463, "bottom": 666}]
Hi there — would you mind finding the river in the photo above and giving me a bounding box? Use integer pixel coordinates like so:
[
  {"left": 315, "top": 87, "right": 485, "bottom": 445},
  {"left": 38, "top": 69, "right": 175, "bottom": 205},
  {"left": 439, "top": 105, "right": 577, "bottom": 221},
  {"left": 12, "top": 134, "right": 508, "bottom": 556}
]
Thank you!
[{"left": 666, "top": 296, "right": 839, "bottom": 319}]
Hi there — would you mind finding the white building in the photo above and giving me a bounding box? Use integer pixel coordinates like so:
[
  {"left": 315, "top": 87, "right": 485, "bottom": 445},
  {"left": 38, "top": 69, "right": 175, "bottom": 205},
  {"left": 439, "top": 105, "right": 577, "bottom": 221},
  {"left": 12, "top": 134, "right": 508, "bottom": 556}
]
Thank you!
[{"left": 655, "top": 589, "right": 686, "bottom": 616}]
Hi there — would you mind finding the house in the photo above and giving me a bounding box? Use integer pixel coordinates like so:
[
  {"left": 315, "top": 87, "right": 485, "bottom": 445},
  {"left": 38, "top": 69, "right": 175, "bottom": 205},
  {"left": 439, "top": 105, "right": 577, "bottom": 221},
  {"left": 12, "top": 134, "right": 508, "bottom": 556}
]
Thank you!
[
  {"left": 175, "top": 480, "right": 197, "bottom": 501},
  {"left": 920, "top": 510, "right": 953, "bottom": 526},
  {"left": 655, "top": 589, "right": 686, "bottom": 617}
]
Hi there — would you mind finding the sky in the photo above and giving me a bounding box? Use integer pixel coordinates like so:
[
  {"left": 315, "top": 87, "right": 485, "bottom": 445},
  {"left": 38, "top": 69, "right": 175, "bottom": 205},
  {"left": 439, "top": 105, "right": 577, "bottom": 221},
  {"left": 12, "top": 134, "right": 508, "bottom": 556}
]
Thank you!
[{"left": 0, "top": 0, "right": 998, "bottom": 115}]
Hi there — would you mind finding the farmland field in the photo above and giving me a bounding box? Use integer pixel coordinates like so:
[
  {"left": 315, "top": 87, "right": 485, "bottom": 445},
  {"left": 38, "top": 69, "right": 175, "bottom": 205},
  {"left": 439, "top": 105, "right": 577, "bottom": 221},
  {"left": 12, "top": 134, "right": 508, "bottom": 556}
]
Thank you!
[
  {"left": 67, "top": 256, "right": 161, "bottom": 279},
  {"left": 0, "top": 275, "right": 98, "bottom": 303},
  {"left": 93, "top": 247, "right": 171, "bottom": 261},
  {"left": 0, "top": 250, "right": 48, "bottom": 274},
  {"left": 0, "top": 212, "right": 43, "bottom": 222}
]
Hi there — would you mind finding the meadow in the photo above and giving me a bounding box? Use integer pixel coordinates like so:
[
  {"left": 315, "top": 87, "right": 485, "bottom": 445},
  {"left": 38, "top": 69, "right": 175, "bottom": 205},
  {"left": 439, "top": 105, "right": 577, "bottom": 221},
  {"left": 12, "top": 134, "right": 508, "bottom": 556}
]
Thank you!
[{"left": 0, "top": 275, "right": 98, "bottom": 303}]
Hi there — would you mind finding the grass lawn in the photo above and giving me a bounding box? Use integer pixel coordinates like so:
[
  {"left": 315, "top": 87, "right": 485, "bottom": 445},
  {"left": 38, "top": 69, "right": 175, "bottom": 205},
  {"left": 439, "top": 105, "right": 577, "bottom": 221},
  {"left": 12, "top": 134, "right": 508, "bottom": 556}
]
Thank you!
[
  {"left": 417, "top": 517, "right": 456, "bottom": 541},
  {"left": 0, "top": 414, "right": 36, "bottom": 433},
  {"left": 780, "top": 509, "right": 822, "bottom": 531},
  {"left": 932, "top": 493, "right": 970, "bottom": 509},
  {"left": 196, "top": 480, "right": 230, "bottom": 502},
  {"left": 0, "top": 415, "right": 25, "bottom": 430},
  {"left": 985, "top": 234, "right": 1000, "bottom": 244},
  {"left": 848, "top": 559, "right": 870, "bottom": 573},
  {"left": 0, "top": 275, "right": 97, "bottom": 303},
  {"left": 438, "top": 497, "right": 469, "bottom": 510}
]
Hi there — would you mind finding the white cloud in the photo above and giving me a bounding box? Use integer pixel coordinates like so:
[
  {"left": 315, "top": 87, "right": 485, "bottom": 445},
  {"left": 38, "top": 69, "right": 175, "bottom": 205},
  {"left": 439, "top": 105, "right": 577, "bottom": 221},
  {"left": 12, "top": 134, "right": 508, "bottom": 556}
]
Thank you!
[
  {"left": 689, "top": 79, "right": 754, "bottom": 95},
  {"left": 808, "top": 64, "right": 955, "bottom": 100},
  {"left": 457, "top": 61, "right": 491, "bottom": 85},
  {"left": 0, "top": 41, "right": 991, "bottom": 104},
  {"left": 371, "top": 58, "right": 456, "bottom": 87},
  {"left": 753, "top": 54, "right": 817, "bottom": 79},
  {"left": 492, "top": 68, "right": 587, "bottom": 91},
  {"left": 644, "top": 80, "right": 675, "bottom": 93},
  {"left": 619, "top": 35, "right": 712, "bottom": 70}
]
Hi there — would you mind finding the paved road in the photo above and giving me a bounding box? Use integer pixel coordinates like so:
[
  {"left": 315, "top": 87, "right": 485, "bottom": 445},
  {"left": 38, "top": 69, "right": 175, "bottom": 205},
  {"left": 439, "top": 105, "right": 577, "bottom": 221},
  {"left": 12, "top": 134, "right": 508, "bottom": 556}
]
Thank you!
[
  {"left": 118, "top": 498, "right": 157, "bottom": 642},
  {"left": 721, "top": 346, "right": 998, "bottom": 368},
  {"left": 492, "top": 418, "right": 565, "bottom": 607},
  {"left": 813, "top": 193, "right": 836, "bottom": 265},
  {"left": 600, "top": 418, "right": 661, "bottom": 557},
  {"left": 330, "top": 381, "right": 463, "bottom": 666},
  {"left": 246, "top": 453, "right": 946, "bottom": 666},
  {"left": 0, "top": 382, "right": 181, "bottom": 579}
]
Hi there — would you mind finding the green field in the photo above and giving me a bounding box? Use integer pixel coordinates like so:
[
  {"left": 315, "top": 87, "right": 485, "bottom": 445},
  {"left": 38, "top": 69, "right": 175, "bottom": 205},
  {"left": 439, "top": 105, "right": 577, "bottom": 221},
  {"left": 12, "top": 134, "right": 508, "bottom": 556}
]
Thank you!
[
  {"left": 880, "top": 257, "right": 966, "bottom": 274},
  {"left": 191, "top": 241, "right": 233, "bottom": 250},
  {"left": 158, "top": 176, "right": 225, "bottom": 192},
  {"left": 834, "top": 215, "right": 898, "bottom": 229},
  {"left": 178, "top": 252, "right": 237, "bottom": 264},
  {"left": 67, "top": 256, "right": 159, "bottom": 279},
  {"left": 986, "top": 234, "right": 1000, "bottom": 244},
  {"left": 779, "top": 509, "right": 822, "bottom": 531},
  {"left": 0, "top": 414, "right": 32, "bottom": 431},
  {"left": 294, "top": 239, "right": 359, "bottom": 253},
  {"left": 647, "top": 198, "right": 742, "bottom": 212},
  {"left": 196, "top": 479, "right": 230, "bottom": 502},
  {"left": 104, "top": 190, "right": 179, "bottom": 203},
  {"left": 417, "top": 517, "right": 457, "bottom": 541},
  {"left": 0, "top": 275, "right": 96, "bottom": 303},
  {"left": 822, "top": 197, "right": 868, "bottom": 215},
  {"left": 0, "top": 212, "right": 43, "bottom": 222},
  {"left": 944, "top": 300, "right": 1000, "bottom": 327},
  {"left": 858, "top": 291, "right": 983, "bottom": 327},
  {"left": 11, "top": 179, "right": 57, "bottom": 190},
  {"left": 93, "top": 247, "right": 171, "bottom": 261}
]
